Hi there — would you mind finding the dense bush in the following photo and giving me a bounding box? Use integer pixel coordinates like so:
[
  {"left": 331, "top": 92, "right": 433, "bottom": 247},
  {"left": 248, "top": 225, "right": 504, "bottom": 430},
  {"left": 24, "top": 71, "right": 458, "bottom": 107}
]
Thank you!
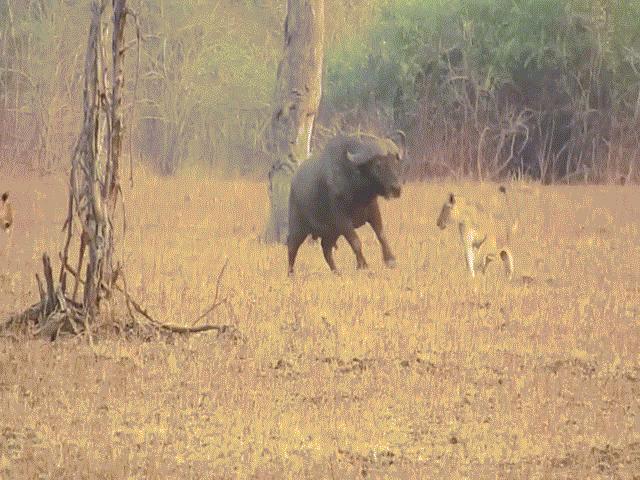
[{"left": 325, "top": 0, "right": 640, "bottom": 182}]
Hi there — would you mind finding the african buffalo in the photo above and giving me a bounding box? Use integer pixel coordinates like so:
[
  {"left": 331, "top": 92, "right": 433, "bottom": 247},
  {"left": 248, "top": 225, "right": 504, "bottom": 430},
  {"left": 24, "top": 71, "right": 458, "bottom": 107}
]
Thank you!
[{"left": 287, "top": 132, "right": 405, "bottom": 274}]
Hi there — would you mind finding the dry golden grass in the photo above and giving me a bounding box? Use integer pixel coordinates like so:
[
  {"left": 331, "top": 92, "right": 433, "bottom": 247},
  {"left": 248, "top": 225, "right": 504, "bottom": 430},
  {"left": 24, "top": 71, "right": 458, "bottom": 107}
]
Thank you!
[{"left": 1, "top": 168, "right": 639, "bottom": 478}]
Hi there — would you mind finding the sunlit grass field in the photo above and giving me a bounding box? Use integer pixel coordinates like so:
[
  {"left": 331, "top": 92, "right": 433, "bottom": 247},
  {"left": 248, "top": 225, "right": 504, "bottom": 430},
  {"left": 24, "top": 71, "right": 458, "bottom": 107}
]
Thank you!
[{"left": 1, "top": 169, "right": 639, "bottom": 478}]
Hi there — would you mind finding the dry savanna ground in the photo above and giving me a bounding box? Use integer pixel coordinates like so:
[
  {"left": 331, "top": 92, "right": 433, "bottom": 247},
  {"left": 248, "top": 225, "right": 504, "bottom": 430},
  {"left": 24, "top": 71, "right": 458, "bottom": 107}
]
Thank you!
[{"left": 1, "top": 169, "right": 639, "bottom": 479}]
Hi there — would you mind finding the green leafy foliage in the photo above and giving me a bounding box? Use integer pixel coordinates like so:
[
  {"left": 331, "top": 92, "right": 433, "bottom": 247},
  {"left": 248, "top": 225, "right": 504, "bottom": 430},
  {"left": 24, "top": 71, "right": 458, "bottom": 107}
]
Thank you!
[
  {"left": 325, "top": 0, "right": 640, "bottom": 180},
  {"left": 326, "top": 0, "right": 458, "bottom": 117}
]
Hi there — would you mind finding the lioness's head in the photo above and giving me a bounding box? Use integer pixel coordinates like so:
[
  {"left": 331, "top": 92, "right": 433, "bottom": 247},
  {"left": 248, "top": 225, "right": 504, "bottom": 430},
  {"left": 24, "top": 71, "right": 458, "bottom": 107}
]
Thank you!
[{"left": 1, "top": 192, "right": 13, "bottom": 231}]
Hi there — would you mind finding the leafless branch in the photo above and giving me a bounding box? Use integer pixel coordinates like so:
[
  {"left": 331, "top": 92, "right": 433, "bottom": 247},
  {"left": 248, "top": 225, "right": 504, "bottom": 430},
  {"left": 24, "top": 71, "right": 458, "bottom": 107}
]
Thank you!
[{"left": 193, "top": 258, "right": 229, "bottom": 325}]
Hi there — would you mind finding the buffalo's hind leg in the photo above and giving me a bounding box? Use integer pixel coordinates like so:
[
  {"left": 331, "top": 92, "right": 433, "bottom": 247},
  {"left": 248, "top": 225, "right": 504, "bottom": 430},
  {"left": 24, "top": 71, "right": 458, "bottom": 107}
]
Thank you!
[
  {"left": 321, "top": 236, "right": 338, "bottom": 273},
  {"left": 288, "top": 228, "right": 308, "bottom": 275},
  {"left": 367, "top": 201, "right": 396, "bottom": 268}
]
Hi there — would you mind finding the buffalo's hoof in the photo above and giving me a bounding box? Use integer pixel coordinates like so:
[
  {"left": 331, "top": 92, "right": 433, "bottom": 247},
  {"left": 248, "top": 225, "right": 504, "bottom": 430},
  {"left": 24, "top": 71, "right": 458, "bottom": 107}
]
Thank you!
[{"left": 385, "top": 258, "right": 397, "bottom": 268}]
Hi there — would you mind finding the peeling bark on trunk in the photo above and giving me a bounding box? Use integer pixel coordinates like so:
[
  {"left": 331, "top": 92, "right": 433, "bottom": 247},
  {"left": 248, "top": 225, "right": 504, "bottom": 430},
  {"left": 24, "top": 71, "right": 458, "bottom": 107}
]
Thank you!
[
  {"left": 102, "top": 0, "right": 127, "bottom": 293},
  {"left": 76, "top": 0, "right": 109, "bottom": 320},
  {"left": 264, "top": 0, "right": 324, "bottom": 244},
  {"left": 66, "top": 0, "right": 128, "bottom": 321},
  {"left": 80, "top": 0, "right": 127, "bottom": 319}
]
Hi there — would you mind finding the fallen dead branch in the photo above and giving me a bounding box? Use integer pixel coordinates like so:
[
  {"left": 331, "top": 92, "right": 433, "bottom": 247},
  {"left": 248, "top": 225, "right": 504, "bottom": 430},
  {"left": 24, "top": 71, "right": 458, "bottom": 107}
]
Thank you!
[
  {"left": 1, "top": 257, "right": 238, "bottom": 340},
  {"left": 65, "top": 258, "right": 236, "bottom": 336},
  {"left": 1, "top": 254, "right": 85, "bottom": 339},
  {"left": 192, "top": 258, "right": 229, "bottom": 326}
]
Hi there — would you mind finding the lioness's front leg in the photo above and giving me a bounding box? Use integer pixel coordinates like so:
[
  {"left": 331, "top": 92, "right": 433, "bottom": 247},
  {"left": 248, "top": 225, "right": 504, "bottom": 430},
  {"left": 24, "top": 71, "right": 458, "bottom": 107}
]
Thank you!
[
  {"left": 458, "top": 224, "right": 480, "bottom": 277},
  {"left": 499, "top": 248, "right": 514, "bottom": 279},
  {"left": 459, "top": 228, "right": 477, "bottom": 278}
]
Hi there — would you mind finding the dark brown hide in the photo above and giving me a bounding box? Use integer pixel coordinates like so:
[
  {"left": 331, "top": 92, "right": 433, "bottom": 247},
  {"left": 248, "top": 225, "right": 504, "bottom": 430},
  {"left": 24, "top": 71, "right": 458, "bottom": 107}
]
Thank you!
[{"left": 287, "top": 134, "right": 404, "bottom": 274}]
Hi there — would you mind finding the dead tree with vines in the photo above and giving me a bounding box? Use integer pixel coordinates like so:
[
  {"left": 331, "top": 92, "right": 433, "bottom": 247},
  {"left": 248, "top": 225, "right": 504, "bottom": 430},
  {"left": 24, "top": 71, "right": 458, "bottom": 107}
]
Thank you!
[{"left": 3, "top": 0, "right": 235, "bottom": 340}]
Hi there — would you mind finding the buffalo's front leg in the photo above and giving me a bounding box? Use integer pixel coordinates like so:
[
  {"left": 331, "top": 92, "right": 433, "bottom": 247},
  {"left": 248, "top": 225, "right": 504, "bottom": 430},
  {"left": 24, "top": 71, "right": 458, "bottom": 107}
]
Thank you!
[
  {"left": 321, "top": 236, "right": 338, "bottom": 272},
  {"left": 343, "top": 227, "right": 368, "bottom": 269},
  {"left": 367, "top": 201, "right": 396, "bottom": 267}
]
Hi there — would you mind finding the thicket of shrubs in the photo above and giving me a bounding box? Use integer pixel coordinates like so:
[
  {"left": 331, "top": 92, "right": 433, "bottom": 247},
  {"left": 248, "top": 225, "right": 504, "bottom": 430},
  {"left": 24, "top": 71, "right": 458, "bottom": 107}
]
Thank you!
[
  {"left": 325, "top": 0, "right": 640, "bottom": 182},
  {"left": 1, "top": 0, "right": 639, "bottom": 182}
]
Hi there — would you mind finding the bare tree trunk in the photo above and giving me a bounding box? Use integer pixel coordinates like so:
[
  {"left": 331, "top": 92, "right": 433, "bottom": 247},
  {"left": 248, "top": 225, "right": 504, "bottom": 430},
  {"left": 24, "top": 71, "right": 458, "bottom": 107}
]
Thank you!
[
  {"left": 74, "top": 0, "right": 108, "bottom": 320},
  {"left": 70, "top": 0, "right": 128, "bottom": 321},
  {"left": 102, "top": 0, "right": 128, "bottom": 289},
  {"left": 264, "top": 0, "right": 324, "bottom": 243}
]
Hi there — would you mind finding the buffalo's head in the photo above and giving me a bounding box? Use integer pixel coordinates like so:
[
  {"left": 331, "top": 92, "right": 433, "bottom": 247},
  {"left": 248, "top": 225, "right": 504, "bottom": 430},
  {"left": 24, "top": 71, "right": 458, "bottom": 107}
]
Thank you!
[{"left": 347, "top": 132, "right": 406, "bottom": 199}]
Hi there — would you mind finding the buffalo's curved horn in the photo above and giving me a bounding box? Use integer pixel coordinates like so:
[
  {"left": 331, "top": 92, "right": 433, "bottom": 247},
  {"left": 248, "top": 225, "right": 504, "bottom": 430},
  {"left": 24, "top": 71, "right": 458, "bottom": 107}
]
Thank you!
[
  {"left": 390, "top": 130, "right": 406, "bottom": 153},
  {"left": 393, "top": 130, "right": 406, "bottom": 146}
]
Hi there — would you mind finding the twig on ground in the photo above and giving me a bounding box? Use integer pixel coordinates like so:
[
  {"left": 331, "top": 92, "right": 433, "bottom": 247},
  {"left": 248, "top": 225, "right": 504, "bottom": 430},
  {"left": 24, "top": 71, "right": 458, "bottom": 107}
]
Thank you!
[
  {"left": 192, "top": 257, "right": 229, "bottom": 325},
  {"left": 61, "top": 259, "right": 237, "bottom": 336}
]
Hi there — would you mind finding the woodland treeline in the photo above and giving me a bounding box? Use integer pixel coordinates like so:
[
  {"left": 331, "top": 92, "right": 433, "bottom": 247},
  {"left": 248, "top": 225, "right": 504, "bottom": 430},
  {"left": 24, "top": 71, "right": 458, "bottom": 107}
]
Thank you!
[{"left": 1, "top": 0, "right": 639, "bottom": 182}]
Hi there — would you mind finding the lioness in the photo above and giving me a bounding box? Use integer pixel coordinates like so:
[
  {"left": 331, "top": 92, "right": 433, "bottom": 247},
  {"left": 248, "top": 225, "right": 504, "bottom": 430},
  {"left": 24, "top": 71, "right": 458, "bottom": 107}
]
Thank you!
[
  {"left": 436, "top": 188, "right": 515, "bottom": 279},
  {"left": 1, "top": 192, "right": 14, "bottom": 256}
]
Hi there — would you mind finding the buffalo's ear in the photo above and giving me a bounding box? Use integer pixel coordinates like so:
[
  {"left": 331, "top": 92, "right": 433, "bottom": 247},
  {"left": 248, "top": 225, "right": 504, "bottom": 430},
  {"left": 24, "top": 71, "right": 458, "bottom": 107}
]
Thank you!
[
  {"left": 448, "top": 193, "right": 455, "bottom": 204},
  {"left": 389, "top": 130, "right": 406, "bottom": 157},
  {"left": 346, "top": 149, "right": 371, "bottom": 166},
  {"left": 1, "top": 192, "right": 7, "bottom": 203}
]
